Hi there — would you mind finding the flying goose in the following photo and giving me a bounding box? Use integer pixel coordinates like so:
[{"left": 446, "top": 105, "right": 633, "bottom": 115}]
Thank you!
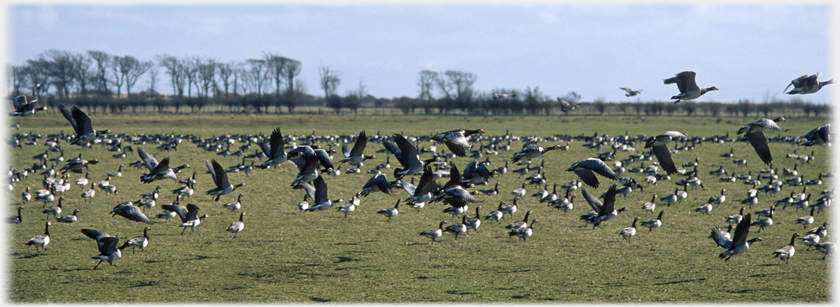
[
  {"left": 581, "top": 185, "right": 626, "bottom": 229},
  {"left": 205, "top": 159, "right": 245, "bottom": 201},
  {"left": 784, "top": 73, "right": 834, "bottom": 95},
  {"left": 258, "top": 127, "right": 289, "bottom": 169},
  {"left": 110, "top": 199, "right": 152, "bottom": 224},
  {"left": 138, "top": 148, "right": 190, "bottom": 183},
  {"left": 120, "top": 226, "right": 151, "bottom": 253},
  {"left": 566, "top": 157, "right": 619, "bottom": 188},
  {"left": 9, "top": 94, "right": 47, "bottom": 116},
  {"left": 663, "top": 70, "right": 718, "bottom": 103},
  {"left": 430, "top": 129, "right": 484, "bottom": 157},
  {"left": 619, "top": 87, "right": 642, "bottom": 97},
  {"left": 644, "top": 131, "right": 687, "bottom": 175},
  {"left": 339, "top": 131, "right": 375, "bottom": 164},
  {"left": 383, "top": 133, "right": 429, "bottom": 180},
  {"left": 25, "top": 221, "right": 51, "bottom": 252},
  {"left": 419, "top": 221, "right": 447, "bottom": 244},
  {"left": 162, "top": 203, "right": 207, "bottom": 235},
  {"left": 400, "top": 166, "right": 437, "bottom": 206},
  {"left": 59, "top": 158, "right": 98, "bottom": 174},
  {"left": 771, "top": 233, "right": 800, "bottom": 264},
  {"left": 58, "top": 104, "right": 110, "bottom": 145},
  {"left": 511, "top": 142, "right": 561, "bottom": 162},
  {"left": 801, "top": 124, "right": 829, "bottom": 146},
  {"left": 719, "top": 213, "right": 762, "bottom": 261},
  {"left": 556, "top": 98, "right": 578, "bottom": 113},
  {"left": 303, "top": 175, "right": 343, "bottom": 212},
  {"left": 619, "top": 217, "right": 641, "bottom": 242},
  {"left": 226, "top": 212, "right": 246, "bottom": 238},
  {"left": 737, "top": 117, "right": 785, "bottom": 165},
  {"left": 359, "top": 173, "right": 393, "bottom": 197},
  {"left": 81, "top": 228, "right": 123, "bottom": 269}
]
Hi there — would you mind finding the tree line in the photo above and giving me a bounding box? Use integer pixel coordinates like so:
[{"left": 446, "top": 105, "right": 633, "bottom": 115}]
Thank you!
[{"left": 5, "top": 49, "right": 830, "bottom": 118}]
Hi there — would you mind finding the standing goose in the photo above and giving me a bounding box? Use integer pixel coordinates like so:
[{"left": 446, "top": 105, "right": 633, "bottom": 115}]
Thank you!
[
  {"left": 81, "top": 228, "right": 123, "bottom": 269},
  {"left": 339, "top": 131, "right": 375, "bottom": 164},
  {"left": 7, "top": 206, "right": 23, "bottom": 224},
  {"left": 641, "top": 210, "right": 664, "bottom": 232},
  {"left": 258, "top": 127, "right": 288, "bottom": 169},
  {"left": 223, "top": 194, "right": 243, "bottom": 214},
  {"left": 336, "top": 194, "right": 359, "bottom": 218},
  {"left": 419, "top": 221, "right": 447, "bottom": 244},
  {"left": 81, "top": 183, "right": 96, "bottom": 202},
  {"left": 465, "top": 206, "right": 482, "bottom": 233},
  {"left": 644, "top": 131, "right": 688, "bottom": 175},
  {"left": 445, "top": 215, "right": 469, "bottom": 240},
  {"left": 663, "top": 70, "right": 718, "bottom": 103},
  {"left": 737, "top": 117, "right": 785, "bottom": 165},
  {"left": 484, "top": 202, "right": 505, "bottom": 223},
  {"left": 619, "top": 217, "right": 641, "bottom": 242},
  {"left": 226, "top": 212, "right": 246, "bottom": 238},
  {"left": 138, "top": 148, "right": 190, "bottom": 184},
  {"left": 205, "top": 159, "right": 245, "bottom": 201},
  {"left": 25, "top": 221, "right": 52, "bottom": 252},
  {"left": 726, "top": 207, "right": 745, "bottom": 225},
  {"left": 566, "top": 157, "right": 619, "bottom": 188},
  {"left": 784, "top": 73, "right": 834, "bottom": 95},
  {"left": 376, "top": 199, "right": 401, "bottom": 222},
  {"left": 794, "top": 207, "right": 816, "bottom": 229},
  {"left": 511, "top": 142, "right": 561, "bottom": 162},
  {"left": 750, "top": 207, "right": 774, "bottom": 233},
  {"left": 772, "top": 233, "right": 801, "bottom": 264},
  {"left": 56, "top": 209, "right": 79, "bottom": 223},
  {"left": 42, "top": 197, "right": 63, "bottom": 219},
  {"left": 120, "top": 226, "right": 151, "bottom": 253},
  {"left": 719, "top": 213, "right": 762, "bottom": 261},
  {"left": 505, "top": 210, "right": 533, "bottom": 231},
  {"left": 107, "top": 165, "right": 123, "bottom": 177},
  {"left": 430, "top": 129, "right": 484, "bottom": 157},
  {"left": 509, "top": 219, "right": 539, "bottom": 242},
  {"left": 58, "top": 104, "right": 110, "bottom": 145},
  {"left": 801, "top": 124, "right": 830, "bottom": 146},
  {"left": 641, "top": 194, "right": 657, "bottom": 212}
]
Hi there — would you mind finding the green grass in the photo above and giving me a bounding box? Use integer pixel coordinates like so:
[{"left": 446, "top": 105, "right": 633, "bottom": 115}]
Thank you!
[{"left": 6, "top": 113, "right": 833, "bottom": 303}]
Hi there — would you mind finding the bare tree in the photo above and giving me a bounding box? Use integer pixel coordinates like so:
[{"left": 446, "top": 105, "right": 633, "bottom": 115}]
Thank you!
[
  {"left": 88, "top": 50, "right": 112, "bottom": 97},
  {"left": 282, "top": 58, "right": 302, "bottom": 113},
  {"left": 245, "top": 59, "right": 268, "bottom": 97},
  {"left": 417, "top": 70, "right": 437, "bottom": 101},
  {"left": 111, "top": 55, "right": 126, "bottom": 99},
  {"left": 319, "top": 64, "right": 341, "bottom": 100},
  {"left": 44, "top": 50, "right": 76, "bottom": 101},
  {"left": 9, "top": 65, "right": 28, "bottom": 95},
  {"left": 183, "top": 56, "right": 200, "bottom": 97},
  {"left": 216, "top": 61, "right": 234, "bottom": 97},
  {"left": 147, "top": 66, "right": 159, "bottom": 98},
  {"left": 156, "top": 54, "right": 186, "bottom": 98},
  {"left": 24, "top": 58, "right": 51, "bottom": 99},
  {"left": 444, "top": 70, "right": 477, "bottom": 108},
  {"left": 197, "top": 58, "right": 217, "bottom": 98},
  {"left": 70, "top": 52, "right": 93, "bottom": 98},
  {"left": 124, "top": 57, "right": 153, "bottom": 100}
]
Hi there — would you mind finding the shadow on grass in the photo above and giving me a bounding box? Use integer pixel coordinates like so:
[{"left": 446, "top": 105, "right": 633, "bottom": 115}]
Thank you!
[
  {"left": 654, "top": 277, "right": 707, "bottom": 286},
  {"left": 309, "top": 297, "right": 332, "bottom": 302}
]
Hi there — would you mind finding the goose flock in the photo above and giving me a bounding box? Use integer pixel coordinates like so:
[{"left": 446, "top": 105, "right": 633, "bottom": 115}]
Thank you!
[{"left": 5, "top": 76, "right": 834, "bottom": 277}]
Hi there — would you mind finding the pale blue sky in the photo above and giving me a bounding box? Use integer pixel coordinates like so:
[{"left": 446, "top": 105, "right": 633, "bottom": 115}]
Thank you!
[{"left": 5, "top": 4, "right": 835, "bottom": 103}]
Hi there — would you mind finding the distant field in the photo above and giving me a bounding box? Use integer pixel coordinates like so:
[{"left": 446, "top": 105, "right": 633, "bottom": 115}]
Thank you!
[{"left": 5, "top": 113, "right": 833, "bottom": 303}]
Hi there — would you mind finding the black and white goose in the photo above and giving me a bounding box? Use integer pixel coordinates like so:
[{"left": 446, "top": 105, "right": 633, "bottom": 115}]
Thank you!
[
  {"left": 359, "top": 173, "right": 393, "bottom": 197},
  {"left": 801, "top": 124, "right": 830, "bottom": 146},
  {"left": 58, "top": 104, "right": 110, "bottom": 145},
  {"left": 120, "top": 226, "right": 151, "bottom": 253},
  {"left": 581, "top": 185, "right": 627, "bottom": 229},
  {"left": 420, "top": 221, "right": 447, "bottom": 244},
  {"left": 400, "top": 166, "right": 437, "bottom": 206},
  {"left": 619, "top": 87, "right": 642, "bottom": 97},
  {"left": 339, "top": 131, "right": 375, "bottom": 164},
  {"left": 784, "top": 73, "right": 834, "bottom": 95},
  {"left": 7, "top": 206, "right": 23, "bottom": 224},
  {"left": 223, "top": 193, "right": 243, "bottom": 214},
  {"left": 25, "top": 221, "right": 51, "bottom": 252},
  {"left": 81, "top": 228, "right": 123, "bottom": 269},
  {"left": 9, "top": 94, "right": 47, "bottom": 116},
  {"left": 718, "top": 213, "right": 762, "bottom": 261},
  {"left": 303, "top": 175, "right": 343, "bottom": 212},
  {"left": 511, "top": 142, "right": 560, "bottom": 162},
  {"left": 376, "top": 199, "right": 400, "bottom": 222},
  {"left": 138, "top": 148, "right": 190, "bottom": 184},
  {"left": 205, "top": 159, "right": 245, "bottom": 201},
  {"left": 383, "top": 133, "right": 429, "bottom": 180},
  {"left": 641, "top": 210, "right": 664, "bottom": 232},
  {"left": 162, "top": 203, "right": 208, "bottom": 235},
  {"left": 772, "top": 233, "right": 800, "bottom": 264},
  {"left": 619, "top": 217, "right": 641, "bottom": 242},
  {"left": 644, "top": 131, "right": 688, "bottom": 175},
  {"left": 430, "top": 129, "right": 484, "bottom": 157},
  {"left": 737, "top": 117, "right": 785, "bottom": 165},
  {"left": 258, "top": 127, "right": 289, "bottom": 169},
  {"left": 566, "top": 157, "right": 619, "bottom": 188},
  {"left": 663, "top": 70, "right": 718, "bottom": 103},
  {"left": 226, "top": 212, "right": 246, "bottom": 238},
  {"left": 110, "top": 199, "right": 152, "bottom": 224}
]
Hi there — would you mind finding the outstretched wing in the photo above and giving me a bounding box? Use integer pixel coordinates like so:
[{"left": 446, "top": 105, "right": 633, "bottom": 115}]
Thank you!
[
  {"left": 746, "top": 132, "right": 772, "bottom": 165},
  {"left": 138, "top": 148, "right": 159, "bottom": 170}
]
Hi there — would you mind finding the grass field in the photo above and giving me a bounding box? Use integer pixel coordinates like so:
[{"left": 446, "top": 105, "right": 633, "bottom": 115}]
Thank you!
[{"left": 4, "top": 113, "right": 834, "bottom": 303}]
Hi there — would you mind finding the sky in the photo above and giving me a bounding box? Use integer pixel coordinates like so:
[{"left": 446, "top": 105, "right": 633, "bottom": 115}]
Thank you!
[{"left": 2, "top": 3, "right": 836, "bottom": 104}]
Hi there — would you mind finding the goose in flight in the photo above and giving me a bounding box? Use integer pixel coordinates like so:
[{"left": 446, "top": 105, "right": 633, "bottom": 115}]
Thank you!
[
  {"left": 567, "top": 157, "right": 619, "bottom": 188},
  {"left": 718, "top": 213, "right": 762, "bottom": 261},
  {"left": 737, "top": 117, "right": 785, "bottom": 165},
  {"left": 619, "top": 87, "right": 642, "bottom": 97},
  {"left": 205, "top": 159, "right": 245, "bottom": 201},
  {"left": 138, "top": 148, "right": 190, "bottom": 184},
  {"left": 663, "top": 71, "right": 718, "bottom": 103},
  {"left": 784, "top": 73, "right": 834, "bottom": 95},
  {"left": 801, "top": 124, "right": 829, "bottom": 146},
  {"left": 340, "top": 130, "right": 375, "bottom": 164},
  {"left": 258, "top": 127, "right": 289, "bottom": 169},
  {"left": 9, "top": 95, "right": 47, "bottom": 116},
  {"left": 431, "top": 129, "right": 484, "bottom": 157},
  {"left": 644, "top": 131, "right": 688, "bottom": 175},
  {"left": 58, "top": 104, "right": 110, "bottom": 145}
]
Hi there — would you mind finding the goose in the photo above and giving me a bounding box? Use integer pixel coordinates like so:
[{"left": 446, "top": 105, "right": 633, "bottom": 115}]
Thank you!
[
  {"left": 460, "top": 159, "right": 494, "bottom": 185},
  {"left": 56, "top": 209, "right": 79, "bottom": 223},
  {"left": 138, "top": 148, "right": 190, "bottom": 183},
  {"left": 223, "top": 194, "right": 243, "bottom": 214},
  {"left": 76, "top": 173, "right": 90, "bottom": 186},
  {"left": 801, "top": 124, "right": 830, "bottom": 146},
  {"left": 581, "top": 185, "right": 627, "bottom": 228},
  {"left": 755, "top": 205, "right": 775, "bottom": 217},
  {"left": 710, "top": 189, "right": 726, "bottom": 205},
  {"left": 772, "top": 233, "right": 801, "bottom": 264},
  {"left": 484, "top": 202, "right": 505, "bottom": 223},
  {"left": 552, "top": 194, "right": 576, "bottom": 214},
  {"left": 81, "top": 183, "right": 96, "bottom": 202},
  {"left": 709, "top": 224, "right": 736, "bottom": 248},
  {"left": 800, "top": 233, "right": 821, "bottom": 251},
  {"left": 709, "top": 165, "right": 726, "bottom": 176},
  {"left": 258, "top": 127, "right": 288, "bottom": 169},
  {"left": 9, "top": 94, "right": 47, "bottom": 116},
  {"left": 226, "top": 212, "right": 246, "bottom": 238},
  {"left": 726, "top": 207, "right": 745, "bottom": 225},
  {"left": 505, "top": 210, "right": 533, "bottom": 231},
  {"left": 782, "top": 164, "right": 798, "bottom": 177},
  {"left": 619, "top": 217, "right": 641, "bottom": 242},
  {"left": 336, "top": 195, "right": 359, "bottom": 218},
  {"left": 107, "top": 165, "right": 123, "bottom": 178},
  {"left": 641, "top": 194, "right": 657, "bottom": 212},
  {"left": 500, "top": 198, "right": 519, "bottom": 219},
  {"left": 445, "top": 215, "right": 468, "bottom": 240},
  {"left": 157, "top": 209, "right": 176, "bottom": 221},
  {"left": 775, "top": 191, "right": 797, "bottom": 208},
  {"left": 463, "top": 206, "right": 483, "bottom": 233},
  {"left": 784, "top": 72, "right": 834, "bottom": 95},
  {"left": 303, "top": 176, "right": 343, "bottom": 212},
  {"left": 162, "top": 203, "right": 207, "bottom": 235},
  {"left": 7, "top": 206, "right": 23, "bottom": 224},
  {"left": 430, "top": 129, "right": 484, "bottom": 157},
  {"left": 539, "top": 183, "right": 559, "bottom": 203},
  {"left": 806, "top": 174, "right": 823, "bottom": 186},
  {"left": 339, "top": 131, "right": 375, "bottom": 164},
  {"left": 172, "top": 180, "right": 194, "bottom": 199},
  {"left": 42, "top": 197, "right": 63, "bottom": 219},
  {"left": 644, "top": 131, "right": 687, "bottom": 175},
  {"left": 737, "top": 117, "right": 785, "bottom": 165},
  {"left": 641, "top": 210, "right": 664, "bottom": 232},
  {"left": 663, "top": 70, "right": 718, "bottom": 103},
  {"left": 22, "top": 186, "right": 31, "bottom": 204},
  {"left": 383, "top": 133, "right": 428, "bottom": 180},
  {"left": 790, "top": 193, "right": 812, "bottom": 211},
  {"left": 509, "top": 219, "right": 538, "bottom": 242},
  {"left": 695, "top": 200, "right": 713, "bottom": 215},
  {"left": 619, "top": 87, "right": 642, "bottom": 97},
  {"left": 120, "top": 226, "right": 151, "bottom": 253},
  {"left": 297, "top": 193, "right": 310, "bottom": 212},
  {"left": 81, "top": 228, "right": 123, "bottom": 269},
  {"left": 205, "top": 159, "right": 245, "bottom": 201},
  {"left": 566, "top": 157, "right": 619, "bottom": 188},
  {"left": 557, "top": 98, "right": 578, "bottom": 113},
  {"left": 58, "top": 104, "right": 110, "bottom": 145},
  {"left": 511, "top": 142, "right": 560, "bottom": 162},
  {"left": 359, "top": 173, "right": 393, "bottom": 197},
  {"left": 721, "top": 148, "right": 734, "bottom": 158},
  {"left": 420, "top": 221, "right": 447, "bottom": 244},
  {"left": 25, "top": 221, "right": 52, "bottom": 252},
  {"left": 661, "top": 189, "right": 679, "bottom": 207},
  {"left": 477, "top": 182, "right": 499, "bottom": 196},
  {"left": 815, "top": 242, "right": 834, "bottom": 259},
  {"left": 532, "top": 184, "right": 550, "bottom": 199},
  {"left": 59, "top": 158, "right": 99, "bottom": 174},
  {"left": 400, "top": 167, "right": 436, "bottom": 207},
  {"left": 719, "top": 214, "right": 762, "bottom": 261},
  {"left": 110, "top": 199, "right": 152, "bottom": 224},
  {"left": 741, "top": 193, "right": 759, "bottom": 208},
  {"left": 750, "top": 208, "right": 774, "bottom": 233},
  {"left": 794, "top": 207, "right": 816, "bottom": 229},
  {"left": 289, "top": 152, "right": 322, "bottom": 187},
  {"left": 809, "top": 196, "right": 830, "bottom": 214}
]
